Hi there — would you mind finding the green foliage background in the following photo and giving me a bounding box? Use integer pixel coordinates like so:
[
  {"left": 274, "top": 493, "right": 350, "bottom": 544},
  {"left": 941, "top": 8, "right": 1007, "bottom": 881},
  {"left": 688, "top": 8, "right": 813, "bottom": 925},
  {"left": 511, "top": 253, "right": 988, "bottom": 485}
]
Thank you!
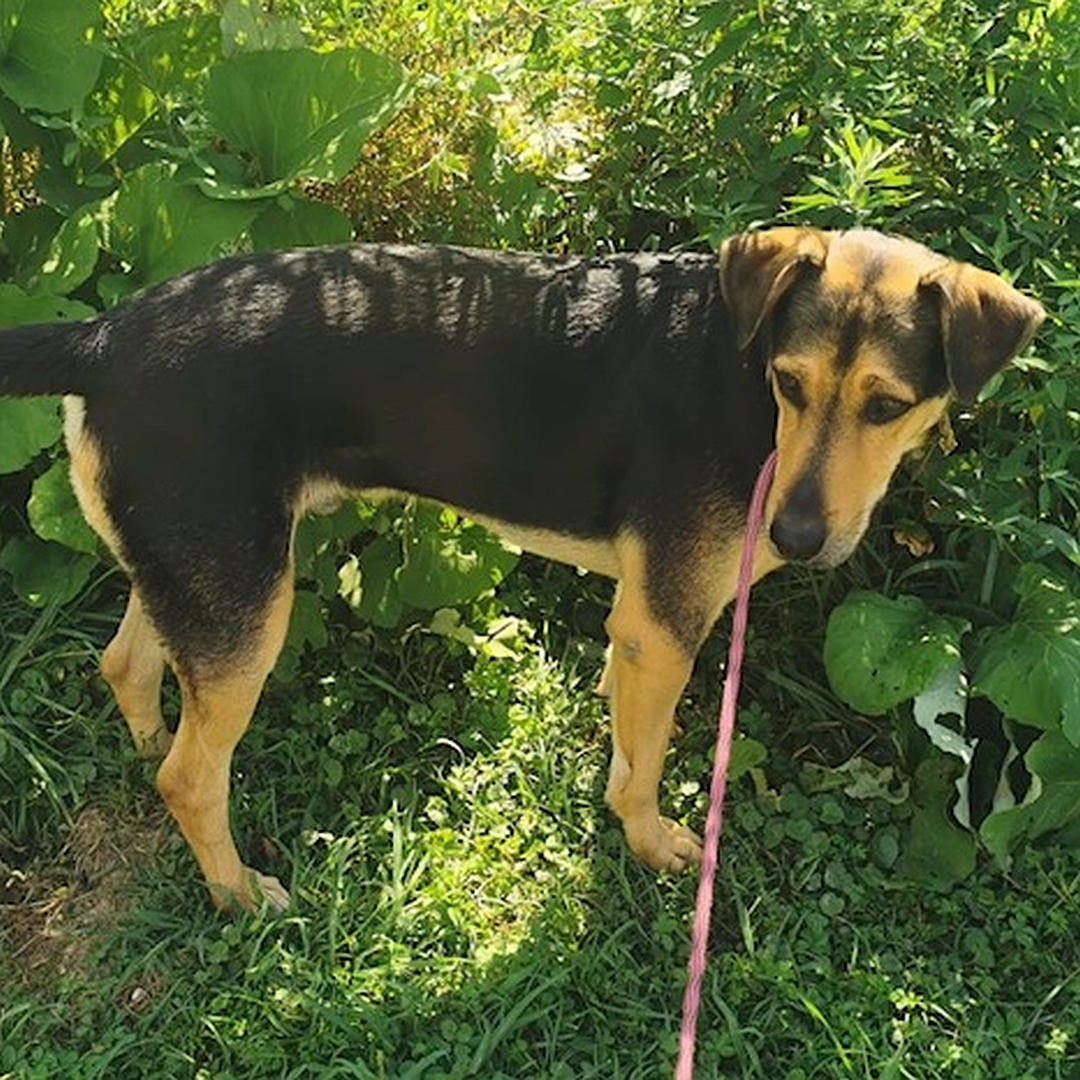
[{"left": 0, "top": 0, "right": 1078, "bottom": 1075}]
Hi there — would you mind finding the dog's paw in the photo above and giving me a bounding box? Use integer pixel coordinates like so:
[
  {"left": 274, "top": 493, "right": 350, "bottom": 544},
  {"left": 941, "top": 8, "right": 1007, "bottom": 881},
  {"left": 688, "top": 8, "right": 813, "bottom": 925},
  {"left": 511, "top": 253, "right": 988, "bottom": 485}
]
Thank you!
[
  {"left": 209, "top": 869, "right": 290, "bottom": 914},
  {"left": 655, "top": 817, "right": 703, "bottom": 872},
  {"left": 251, "top": 871, "right": 291, "bottom": 913},
  {"left": 134, "top": 726, "right": 174, "bottom": 761},
  {"left": 625, "top": 815, "right": 703, "bottom": 873}
]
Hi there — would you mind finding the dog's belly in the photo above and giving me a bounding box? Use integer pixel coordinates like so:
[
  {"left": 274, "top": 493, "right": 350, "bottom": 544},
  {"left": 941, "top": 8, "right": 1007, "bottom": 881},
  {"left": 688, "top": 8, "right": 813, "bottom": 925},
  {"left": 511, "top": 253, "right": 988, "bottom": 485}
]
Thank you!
[
  {"left": 465, "top": 514, "right": 619, "bottom": 578},
  {"left": 296, "top": 479, "right": 619, "bottom": 579}
]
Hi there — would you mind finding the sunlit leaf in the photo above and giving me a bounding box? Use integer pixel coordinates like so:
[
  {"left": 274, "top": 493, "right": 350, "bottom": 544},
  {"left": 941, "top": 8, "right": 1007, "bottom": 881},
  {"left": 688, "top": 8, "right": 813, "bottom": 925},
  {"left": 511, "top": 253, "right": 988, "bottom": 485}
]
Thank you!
[
  {"left": 98, "top": 162, "right": 260, "bottom": 296},
  {"left": 7, "top": 205, "right": 100, "bottom": 297},
  {"left": 972, "top": 564, "right": 1080, "bottom": 745},
  {"left": 353, "top": 533, "right": 407, "bottom": 628},
  {"left": 221, "top": 0, "right": 304, "bottom": 56},
  {"left": 0, "top": 0, "right": 102, "bottom": 114},
  {"left": 396, "top": 505, "right": 518, "bottom": 611},
  {"left": 202, "top": 47, "right": 411, "bottom": 192},
  {"left": 824, "top": 592, "right": 969, "bottom": 715}
]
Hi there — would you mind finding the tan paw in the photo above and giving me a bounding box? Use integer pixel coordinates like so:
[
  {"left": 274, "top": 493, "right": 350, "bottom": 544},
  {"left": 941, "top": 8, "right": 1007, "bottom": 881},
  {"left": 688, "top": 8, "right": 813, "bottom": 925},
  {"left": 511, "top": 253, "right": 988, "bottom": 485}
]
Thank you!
[
  {"left": 251, "top": 870, "right": 291, "bottom": 913},
  {"left": 209, "top": 869, "right": 290, "bottom": 914},
  {"left": 134, "top": 727, "right": 173, "bottom": 761},
  {"left": 625, "top": 815, "right": 703, "bottom": 873}
]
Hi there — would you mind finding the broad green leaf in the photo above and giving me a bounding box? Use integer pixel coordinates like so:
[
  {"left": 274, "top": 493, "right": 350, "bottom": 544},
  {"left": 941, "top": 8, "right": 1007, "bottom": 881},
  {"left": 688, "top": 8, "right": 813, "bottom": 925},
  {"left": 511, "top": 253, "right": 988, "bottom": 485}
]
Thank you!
[
  {"left": 98, "top": 163, "right": 260, "bottom": 295},
  {"left": 3, "top": 206, "right": 64, "bottom": 284},
  {"left": 250, "top": 197, "right": 352, "bottom": 251},
  {"left": 276, "top": 588, "right": 328, "bottom": 680},
  {"left": 824, "top": 592, "right": 969, "bottom": 715},
  {"left": 0, "top": 536, "right": 94, "bottom": 607},
  {"left": 728, "top": 736, "right": 767, "bottom": 783},
  {"left": 61, "top": 12, "right": 215, "bottom": 167},
  {"left": 897, "top": 754, "right": 976, "bottom": 889},
  {"left": 293, "top": 499, "right": 378, "bottom": 596},
  {"left": 82, "top": 55, "right": 157, "bottom": 166},
  {"left": 980, "top": 731, "right": 1080, "bottom": 864},
  {"left": 0, "top": 281, "right": 96, "bottom": 326},
  {"left": 221, "top": 0, "right": 304, "bottom": 56},
  {"left": 280, "top": 587, "right": 326, "bottom": 652},
  {"left": 972, "top": 565, "right": 1080, "bottom": 744},
  {"left": 0, "top": 397, "right": 60, "bottom": 474},
  {"left": 0, "top": 0, "right": 103, "bottom": 114},
  {"left": 202, "top": 48, "right": 410, "bottom": 191},
  {"left": 428, "top": 608, "right": 531, "bottom": 661},
  {"left": 901, "top": 803, "right": 977, "bottom": 888},
  {"left": 28, "top": 459, "right": 98, "bottom": 554},
  {"left": 352, "top": 533, "right": 407, "bottom": 628},
  {"left": 396, "top": 506, "right": 519, "bottom": 611},
  {"left": 123, "top": 15, "right": 220, "bottom": 102},
  {"left": 7, "top": 205, "right": 100, "bottom": 297}
]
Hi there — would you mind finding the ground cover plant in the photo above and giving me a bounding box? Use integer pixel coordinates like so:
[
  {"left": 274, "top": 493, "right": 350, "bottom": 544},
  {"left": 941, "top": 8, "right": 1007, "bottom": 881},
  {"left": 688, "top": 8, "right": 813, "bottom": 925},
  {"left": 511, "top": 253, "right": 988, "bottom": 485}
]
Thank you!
[{"left": 1, "top": 0, "right": 1078, "bottom": 1075}]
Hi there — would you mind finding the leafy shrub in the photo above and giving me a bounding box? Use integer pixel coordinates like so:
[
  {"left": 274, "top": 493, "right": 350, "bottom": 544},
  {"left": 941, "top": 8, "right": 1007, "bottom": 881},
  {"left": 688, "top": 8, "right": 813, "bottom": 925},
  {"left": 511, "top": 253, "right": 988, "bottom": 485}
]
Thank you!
[
  {"left": 0, "top": 0, "right": 521, "bottom": 627},
  {"left": 0, "top": 0, "right": 517, "bottom": 823}
]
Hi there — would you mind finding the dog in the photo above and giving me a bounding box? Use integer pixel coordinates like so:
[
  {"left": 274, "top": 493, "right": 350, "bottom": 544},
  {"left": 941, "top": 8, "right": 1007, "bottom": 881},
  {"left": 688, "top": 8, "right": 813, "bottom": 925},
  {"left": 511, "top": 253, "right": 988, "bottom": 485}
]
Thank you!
[{"left": 0, "top": 227, "right": 1043, "bottom": 911}]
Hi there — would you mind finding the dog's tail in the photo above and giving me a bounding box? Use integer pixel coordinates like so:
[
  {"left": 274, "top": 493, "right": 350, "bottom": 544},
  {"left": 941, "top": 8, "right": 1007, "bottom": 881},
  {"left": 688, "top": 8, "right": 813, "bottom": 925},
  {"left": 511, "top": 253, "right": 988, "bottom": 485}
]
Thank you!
[{"left": 0, "top": 319, "right": 99, "bottom": 398}]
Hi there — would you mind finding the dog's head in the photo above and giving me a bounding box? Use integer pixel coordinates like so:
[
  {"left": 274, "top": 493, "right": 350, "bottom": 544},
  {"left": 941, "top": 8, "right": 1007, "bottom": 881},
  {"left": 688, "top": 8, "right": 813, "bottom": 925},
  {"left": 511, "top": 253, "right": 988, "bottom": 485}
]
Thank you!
[{"left": 720, "top": 227, "right": 1045, "bottom": 568}]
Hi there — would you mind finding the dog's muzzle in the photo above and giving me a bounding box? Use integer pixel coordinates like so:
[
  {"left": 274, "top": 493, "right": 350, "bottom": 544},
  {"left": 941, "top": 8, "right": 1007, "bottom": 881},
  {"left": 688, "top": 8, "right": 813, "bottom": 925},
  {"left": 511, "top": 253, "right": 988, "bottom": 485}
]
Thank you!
[{"left": 769, "top": 474, "right": 827, "bottom": 563}]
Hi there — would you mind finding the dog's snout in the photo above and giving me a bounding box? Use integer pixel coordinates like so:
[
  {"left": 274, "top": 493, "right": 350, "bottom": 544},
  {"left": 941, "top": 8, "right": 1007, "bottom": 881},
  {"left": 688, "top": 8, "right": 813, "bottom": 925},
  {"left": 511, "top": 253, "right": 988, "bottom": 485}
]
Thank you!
[{"left": 770, "top": 475, "right": 827, "bottom": 562}]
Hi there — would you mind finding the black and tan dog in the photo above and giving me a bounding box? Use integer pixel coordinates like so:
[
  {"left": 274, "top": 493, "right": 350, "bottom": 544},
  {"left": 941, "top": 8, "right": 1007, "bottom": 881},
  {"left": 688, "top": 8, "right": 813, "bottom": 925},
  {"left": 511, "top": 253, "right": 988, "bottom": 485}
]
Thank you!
[{"left": 0, "top": 228, "right": 1043, "bottom": 911}]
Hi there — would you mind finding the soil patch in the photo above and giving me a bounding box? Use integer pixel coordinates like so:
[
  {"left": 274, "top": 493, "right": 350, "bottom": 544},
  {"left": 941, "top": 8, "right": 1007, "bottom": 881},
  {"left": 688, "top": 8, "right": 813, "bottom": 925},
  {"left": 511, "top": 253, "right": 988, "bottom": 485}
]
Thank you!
[{"left": 1, "top": 804, "right": 166, "bottom": 990}]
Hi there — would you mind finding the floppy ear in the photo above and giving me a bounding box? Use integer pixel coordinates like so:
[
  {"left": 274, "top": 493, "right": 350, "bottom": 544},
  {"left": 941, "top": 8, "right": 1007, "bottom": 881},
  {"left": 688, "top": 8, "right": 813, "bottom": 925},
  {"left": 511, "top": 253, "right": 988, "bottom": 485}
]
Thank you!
[
  {"left": 719, "top": 227, "right": 829, "bottom": 350},
  {"left": 919, "top": 262, "right": 1045, "bottom": 404}
]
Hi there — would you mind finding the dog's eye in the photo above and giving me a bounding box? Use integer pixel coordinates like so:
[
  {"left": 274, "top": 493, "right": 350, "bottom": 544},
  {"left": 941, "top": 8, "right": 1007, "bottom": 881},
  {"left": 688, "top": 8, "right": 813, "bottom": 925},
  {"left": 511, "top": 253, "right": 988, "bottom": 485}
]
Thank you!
[
  {"left": 863, "top": 395, "right": 913, "bottom": 425},
  {"left": 774, "top": 370, "right": 805, "bottom": 409}
]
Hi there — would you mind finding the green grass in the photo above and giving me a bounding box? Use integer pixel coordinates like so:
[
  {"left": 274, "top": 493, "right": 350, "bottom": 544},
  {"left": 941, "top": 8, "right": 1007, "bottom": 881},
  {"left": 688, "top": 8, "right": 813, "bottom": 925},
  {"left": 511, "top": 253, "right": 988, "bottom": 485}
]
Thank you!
[{"left": 2, "top": 564, "right": 1078, "bottom": 1078}]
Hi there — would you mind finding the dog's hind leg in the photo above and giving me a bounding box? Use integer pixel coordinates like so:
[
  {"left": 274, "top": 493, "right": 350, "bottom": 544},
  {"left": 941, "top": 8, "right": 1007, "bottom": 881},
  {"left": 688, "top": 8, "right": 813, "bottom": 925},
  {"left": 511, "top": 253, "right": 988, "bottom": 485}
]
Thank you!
[
  {"left": 101, "top": 589, "right": 170, "bottom": 759},
  {"left": 154, "top": 572, "right": 295, "bottom": 913}
]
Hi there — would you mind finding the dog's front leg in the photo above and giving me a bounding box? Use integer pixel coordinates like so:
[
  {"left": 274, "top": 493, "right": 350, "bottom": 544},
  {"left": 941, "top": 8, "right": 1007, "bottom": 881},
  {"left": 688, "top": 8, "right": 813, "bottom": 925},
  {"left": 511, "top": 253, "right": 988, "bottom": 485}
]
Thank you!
[{"left": 602, "top": 578, "right": 701, "bottom": 872}]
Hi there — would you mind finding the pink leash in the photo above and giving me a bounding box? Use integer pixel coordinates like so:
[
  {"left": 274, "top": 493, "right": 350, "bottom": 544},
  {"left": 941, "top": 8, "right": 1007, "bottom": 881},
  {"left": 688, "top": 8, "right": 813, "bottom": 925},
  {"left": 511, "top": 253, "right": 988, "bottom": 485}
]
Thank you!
[{"left": 675, "top": 449, "right": 777, "bottom": 1080}]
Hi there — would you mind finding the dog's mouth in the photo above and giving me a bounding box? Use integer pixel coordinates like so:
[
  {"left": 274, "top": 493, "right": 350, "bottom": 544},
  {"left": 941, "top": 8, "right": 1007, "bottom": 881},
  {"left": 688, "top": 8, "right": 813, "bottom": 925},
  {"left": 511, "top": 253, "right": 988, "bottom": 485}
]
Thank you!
[
  {"left": 766, "top": 537, "right": 819, "bottom": 569},
  {"left": 766, "top": 516, "right": 861, "bottom": 570},
  {"left": 800, "top": 543, "right": 851, "bottom": 571}
]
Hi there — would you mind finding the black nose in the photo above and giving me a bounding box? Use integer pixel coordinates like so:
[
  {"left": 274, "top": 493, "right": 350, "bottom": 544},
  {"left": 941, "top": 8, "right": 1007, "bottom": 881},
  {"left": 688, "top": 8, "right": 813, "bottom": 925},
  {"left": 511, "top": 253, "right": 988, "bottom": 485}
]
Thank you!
[{"left": 770, "top": 475, "right": 827, "bottom": 562}]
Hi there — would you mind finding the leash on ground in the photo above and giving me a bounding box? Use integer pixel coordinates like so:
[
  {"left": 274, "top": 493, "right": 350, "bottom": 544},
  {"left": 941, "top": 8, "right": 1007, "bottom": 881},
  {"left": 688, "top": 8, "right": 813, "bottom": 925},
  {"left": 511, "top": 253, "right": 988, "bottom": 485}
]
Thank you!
[{"left": 675, "top": 449, "right": 777, "bottom": 1080}]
